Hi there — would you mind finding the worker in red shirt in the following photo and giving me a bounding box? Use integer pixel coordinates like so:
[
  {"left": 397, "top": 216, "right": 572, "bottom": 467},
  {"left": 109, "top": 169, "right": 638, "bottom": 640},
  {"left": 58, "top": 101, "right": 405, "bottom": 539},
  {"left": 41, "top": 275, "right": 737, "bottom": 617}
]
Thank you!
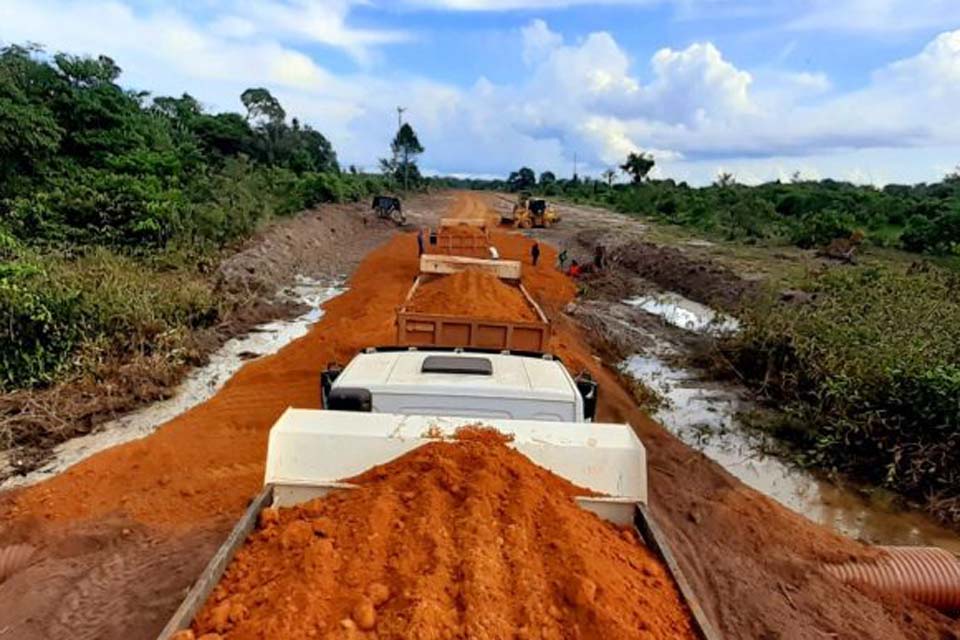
[{"left": 566, "top": 260, "right": 581, "bottom": 277}]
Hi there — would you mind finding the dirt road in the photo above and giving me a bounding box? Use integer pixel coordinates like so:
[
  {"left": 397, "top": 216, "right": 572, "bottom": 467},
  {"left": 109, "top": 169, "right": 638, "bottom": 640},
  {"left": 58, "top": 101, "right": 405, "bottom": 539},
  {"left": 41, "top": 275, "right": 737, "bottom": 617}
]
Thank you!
[{"left": 0, "top": 192, "right": 956, "bottom": 639}]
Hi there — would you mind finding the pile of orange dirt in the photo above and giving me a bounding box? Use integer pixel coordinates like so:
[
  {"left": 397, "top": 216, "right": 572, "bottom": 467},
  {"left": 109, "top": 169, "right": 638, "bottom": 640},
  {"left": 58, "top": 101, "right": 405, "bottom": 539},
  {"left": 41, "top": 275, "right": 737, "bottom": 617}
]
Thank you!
[
  {"left": 188, "top": 429, "right": 697, "bottom": 640},
  {"left": 438, "top": 223, "right": 488, "bottom": 238},
  {"left": 406, "top": 269, "right": 540, "bottom": 322}
]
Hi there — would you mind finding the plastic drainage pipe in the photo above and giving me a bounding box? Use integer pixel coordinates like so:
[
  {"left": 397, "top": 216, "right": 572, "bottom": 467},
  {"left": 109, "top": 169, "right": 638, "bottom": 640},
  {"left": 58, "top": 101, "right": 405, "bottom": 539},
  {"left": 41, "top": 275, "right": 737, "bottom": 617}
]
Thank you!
[{"left": 823, "top": 546, "right": 960, "bottom": 612}]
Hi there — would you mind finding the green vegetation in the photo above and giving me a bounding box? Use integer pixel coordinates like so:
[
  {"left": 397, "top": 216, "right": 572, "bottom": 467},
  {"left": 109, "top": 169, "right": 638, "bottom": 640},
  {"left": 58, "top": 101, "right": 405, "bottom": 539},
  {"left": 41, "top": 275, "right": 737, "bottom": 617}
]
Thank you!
[
  {"left": 725, "top": 266, "right": 960, "bottom": 523},
  {"left": 0, "top": 44, "right": 391, "bottom": 393},
  {"left": 481, "top": 159, "right": 960, "bottom": 258}
]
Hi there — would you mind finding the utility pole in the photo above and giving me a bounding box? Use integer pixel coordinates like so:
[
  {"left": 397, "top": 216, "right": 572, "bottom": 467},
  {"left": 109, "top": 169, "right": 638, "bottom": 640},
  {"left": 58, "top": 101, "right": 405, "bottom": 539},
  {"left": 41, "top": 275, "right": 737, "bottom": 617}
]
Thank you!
[{"left": 573, "top": 152, "right": 578, "bottom": 182}]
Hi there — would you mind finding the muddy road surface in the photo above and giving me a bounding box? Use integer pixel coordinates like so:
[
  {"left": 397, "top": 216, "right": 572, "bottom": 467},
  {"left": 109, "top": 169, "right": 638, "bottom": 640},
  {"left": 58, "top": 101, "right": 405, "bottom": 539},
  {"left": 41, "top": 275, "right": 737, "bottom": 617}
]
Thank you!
[{"left": 0, "top": 192, "right": 957, "bottom": 639}]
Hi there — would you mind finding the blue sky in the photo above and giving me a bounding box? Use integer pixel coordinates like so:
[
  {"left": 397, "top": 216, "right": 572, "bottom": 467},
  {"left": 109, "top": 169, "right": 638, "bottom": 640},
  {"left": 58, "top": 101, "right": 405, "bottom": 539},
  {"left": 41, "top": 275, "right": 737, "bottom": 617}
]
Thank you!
[{"left": 2, "top": 0, "right": 959, "bottom": 185}]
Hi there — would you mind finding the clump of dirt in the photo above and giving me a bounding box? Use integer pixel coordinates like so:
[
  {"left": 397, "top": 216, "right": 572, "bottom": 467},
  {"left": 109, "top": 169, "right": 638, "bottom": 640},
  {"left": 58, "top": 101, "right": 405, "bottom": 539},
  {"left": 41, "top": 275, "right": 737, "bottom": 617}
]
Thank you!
[
  {"left": 192, "top": 431, "right": 698, "bottom": 639},
  {"left": 406, "top": 270, "right": 540, "bottom": 322},
  {"left": 602, "top": 238, "right": 759, "bottom": 312}
]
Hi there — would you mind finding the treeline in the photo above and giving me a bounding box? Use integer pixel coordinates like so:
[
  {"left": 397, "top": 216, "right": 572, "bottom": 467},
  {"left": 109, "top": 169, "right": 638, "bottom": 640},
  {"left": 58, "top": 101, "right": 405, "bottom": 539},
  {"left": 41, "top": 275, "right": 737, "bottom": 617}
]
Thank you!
[
  {"left": 0, "top": 44, "right": 394, "bottom": 392},
  {"left": 479, "top": 160, "right": 960, "bottom": 257},
  {"left": 0, "top": 44, "right": 393, "bottom": 251}
]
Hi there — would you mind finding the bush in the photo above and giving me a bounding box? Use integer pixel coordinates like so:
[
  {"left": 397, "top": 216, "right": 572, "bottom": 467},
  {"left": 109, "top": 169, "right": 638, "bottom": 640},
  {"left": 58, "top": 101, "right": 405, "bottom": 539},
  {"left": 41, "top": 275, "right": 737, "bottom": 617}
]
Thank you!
[
  {"left": 0, "top": 248, "right": 218, "bottom": 392},
  {"left": 790, "top": 208, "right": 856, "bottom": 248},
  {"left": 725, "top": 265, "right": 960, "bottom": 521},
  {"left": 0, "top": 260, "right": 84, "bottom": 389},
  {"left": 901, "top": 209, "right": 960, "bottom": 255}
]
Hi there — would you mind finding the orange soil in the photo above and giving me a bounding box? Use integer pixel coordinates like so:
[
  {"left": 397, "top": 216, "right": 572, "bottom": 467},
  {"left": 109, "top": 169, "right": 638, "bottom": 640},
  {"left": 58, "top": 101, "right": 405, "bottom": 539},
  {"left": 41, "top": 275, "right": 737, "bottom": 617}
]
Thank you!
[
  {"left": 406, "top": 270, "right": 540, "bottom": 322},
  {"left": 192, "top": 429, "right": 697, "bottom": 640}
]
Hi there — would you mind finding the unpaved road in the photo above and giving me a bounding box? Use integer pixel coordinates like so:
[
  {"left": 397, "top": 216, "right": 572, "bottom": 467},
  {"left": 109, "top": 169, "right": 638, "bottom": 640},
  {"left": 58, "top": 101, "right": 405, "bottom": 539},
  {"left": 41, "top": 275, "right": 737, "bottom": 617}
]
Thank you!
[{"left": 0, "top": 192, "right": 956, "bottom": 639}]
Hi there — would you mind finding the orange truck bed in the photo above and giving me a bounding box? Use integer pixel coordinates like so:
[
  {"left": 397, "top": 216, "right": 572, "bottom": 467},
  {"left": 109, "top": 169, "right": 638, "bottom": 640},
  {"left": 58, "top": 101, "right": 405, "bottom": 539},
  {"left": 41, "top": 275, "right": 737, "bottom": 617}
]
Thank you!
[{"left": 397, "top": 275, "right": 551, "bottom": 352}]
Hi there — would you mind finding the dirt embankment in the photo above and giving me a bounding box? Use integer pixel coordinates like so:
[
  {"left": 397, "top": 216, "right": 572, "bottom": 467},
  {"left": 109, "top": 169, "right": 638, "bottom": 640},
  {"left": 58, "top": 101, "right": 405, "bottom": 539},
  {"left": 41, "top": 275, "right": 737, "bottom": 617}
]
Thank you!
[
  {"left": 406, "top": 270, "right": 539, "bottom": 322},
  {"left": 191, "top": 430, "right": 697, "bottom": 639},
  {"left": 0, "top": 192, "right": 956, "bottom": 640}
]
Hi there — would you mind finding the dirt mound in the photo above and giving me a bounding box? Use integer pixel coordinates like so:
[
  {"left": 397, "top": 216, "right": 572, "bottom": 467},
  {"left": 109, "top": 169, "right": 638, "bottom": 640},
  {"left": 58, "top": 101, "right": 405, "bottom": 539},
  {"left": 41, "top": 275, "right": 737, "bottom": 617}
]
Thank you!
[
  {"left": 407, "top": 270, "right": 539, "bottom": 322},
  {"left": 439, "top": 224, "right": 488, "bottom": 238},
  {"left": 192, "top": 431, "right": 697, "bottom": 639},
  {"left": 604, "top": 239, "right": 759, "bottom": 312}
]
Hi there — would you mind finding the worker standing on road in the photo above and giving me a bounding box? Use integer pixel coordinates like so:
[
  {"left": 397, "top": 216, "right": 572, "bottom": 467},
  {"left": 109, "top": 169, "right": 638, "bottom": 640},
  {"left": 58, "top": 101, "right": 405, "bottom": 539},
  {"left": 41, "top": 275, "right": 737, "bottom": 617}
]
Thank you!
[
  {"left": 558, "top": 248, "right": 568, "bottom": 271},
  {"left": 417, "top": 228, "right": 425, "bottom": 256},
  {"left": 531, "top": 242, "right": 541, "bottom": 266}
]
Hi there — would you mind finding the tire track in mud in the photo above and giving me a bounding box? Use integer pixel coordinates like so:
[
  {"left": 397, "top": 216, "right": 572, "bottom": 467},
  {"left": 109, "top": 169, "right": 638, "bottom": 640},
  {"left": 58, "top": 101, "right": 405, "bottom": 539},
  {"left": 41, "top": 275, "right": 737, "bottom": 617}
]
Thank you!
[
  {"left": 0, "top": 543, "right": 36, "bottom": 583},
  {"left": 0, "top": 524, "right": 225, "bottom": 640}
]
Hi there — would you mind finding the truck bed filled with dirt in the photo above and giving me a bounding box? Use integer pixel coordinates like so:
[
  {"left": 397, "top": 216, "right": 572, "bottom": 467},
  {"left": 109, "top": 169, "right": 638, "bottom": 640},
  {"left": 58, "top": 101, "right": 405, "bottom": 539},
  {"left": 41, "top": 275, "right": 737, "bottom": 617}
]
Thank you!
[
  {"left": 406, "top": 269, "right": 538, "bottom": 322},
  {"left": 398, "top": 270, "right": 551, "bottom": 351},
  {"left": 185, "top": 429, "right": 698, "bottom": 639},
  {"left": 430, "top": 224, "right": 492, "bottom": 258}
]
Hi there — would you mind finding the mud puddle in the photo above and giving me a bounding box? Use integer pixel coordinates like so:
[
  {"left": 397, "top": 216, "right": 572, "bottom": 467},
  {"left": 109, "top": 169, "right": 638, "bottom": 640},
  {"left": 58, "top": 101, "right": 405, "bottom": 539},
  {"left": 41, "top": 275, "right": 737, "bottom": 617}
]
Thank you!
[
  {"left": 622, "top": 352, "right": 960, "bottom": 554},
  {"left": 0, "top": 276, "right": 345, "bottom": 490},
  {"left": 624, "top": 293, "right": 740, "bottom": 335}
]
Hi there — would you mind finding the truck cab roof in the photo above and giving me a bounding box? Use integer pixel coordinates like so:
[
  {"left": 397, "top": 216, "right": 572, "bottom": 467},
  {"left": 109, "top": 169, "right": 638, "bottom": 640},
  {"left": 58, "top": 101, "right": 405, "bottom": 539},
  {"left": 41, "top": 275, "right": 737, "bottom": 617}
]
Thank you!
[{"left": 333, "top": 349, "right": 576, "bottom": 403}]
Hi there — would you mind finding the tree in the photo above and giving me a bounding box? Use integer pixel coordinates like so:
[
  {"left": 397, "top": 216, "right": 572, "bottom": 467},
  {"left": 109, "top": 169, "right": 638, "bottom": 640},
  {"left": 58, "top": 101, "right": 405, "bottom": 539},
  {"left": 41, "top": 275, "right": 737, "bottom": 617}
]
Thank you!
[
  {"left": 538, "top": 171, "right": 556, "bottom": 187},
  {"left": 507, "top": 167, "right": 536, "bottom": 192},
  {"left": 620, "top": 152, "right": 655, "bottom": 184},
  {"left": 389, "top": 123, "right": 424, "bottom": 191},
  {"left": 715, "top": 171, "right": 736, "bottom": 188},
  {"left": 602, "top": 168, "right": 618, "bottom": 186},
  {"left": 240, "top": 88, "right": 285, "bottom": 124}
]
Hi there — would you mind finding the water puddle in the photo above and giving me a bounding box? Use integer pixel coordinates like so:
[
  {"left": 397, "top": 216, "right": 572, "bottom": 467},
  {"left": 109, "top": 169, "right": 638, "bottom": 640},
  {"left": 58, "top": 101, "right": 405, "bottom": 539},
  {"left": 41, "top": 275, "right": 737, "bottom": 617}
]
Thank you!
[
  {"left": 624, "top": 293, "right": 740, "bottom": 335},
  {"left": 0, "top": 276, "right": 345, "bottom": 490},
  {"left": 622, "top": 353, "right": 960, "bottom": 555}
]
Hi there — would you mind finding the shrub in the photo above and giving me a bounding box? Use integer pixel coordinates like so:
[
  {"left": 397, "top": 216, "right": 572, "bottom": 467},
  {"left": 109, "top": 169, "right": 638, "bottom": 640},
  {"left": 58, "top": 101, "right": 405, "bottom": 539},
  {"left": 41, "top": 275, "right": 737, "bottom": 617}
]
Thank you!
[
  {"left": 790, "top": 208, "right": 856, "bottom": 248},
  {"left": 725, "top": 265, "right": 960, "bottom": 521}
]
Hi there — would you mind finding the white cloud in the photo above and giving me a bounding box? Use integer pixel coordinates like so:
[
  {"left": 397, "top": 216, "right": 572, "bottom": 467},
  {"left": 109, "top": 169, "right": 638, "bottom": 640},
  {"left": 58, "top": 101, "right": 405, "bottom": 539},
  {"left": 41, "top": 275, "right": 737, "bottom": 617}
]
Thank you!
[
  {"left": 2, "top": 1, "right": 959, "bottom": 185},
  {"left": 790, "top": 0, "right": 960, "bottom": 33},
  {"left": 645, "top": 42, "right": 755, "bottom": 124}
]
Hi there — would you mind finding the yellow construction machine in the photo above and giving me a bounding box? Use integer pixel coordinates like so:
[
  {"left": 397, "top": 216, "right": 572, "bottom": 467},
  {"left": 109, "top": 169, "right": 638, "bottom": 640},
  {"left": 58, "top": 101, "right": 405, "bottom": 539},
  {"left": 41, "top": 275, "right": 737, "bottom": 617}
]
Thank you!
[{"left": 507, "top": 193, "right": 561, "bottom": 229}]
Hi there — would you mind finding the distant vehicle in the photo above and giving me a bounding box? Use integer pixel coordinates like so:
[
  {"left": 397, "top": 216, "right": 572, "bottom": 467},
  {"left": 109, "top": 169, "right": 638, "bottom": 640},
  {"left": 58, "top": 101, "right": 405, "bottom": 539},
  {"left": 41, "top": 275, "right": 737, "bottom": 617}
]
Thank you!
[
  {"left": 504, "top": 193, "right": 561, "bottom": 228},
  {"left": 371, "top": 195, "right": 405, "bottom": 225}
]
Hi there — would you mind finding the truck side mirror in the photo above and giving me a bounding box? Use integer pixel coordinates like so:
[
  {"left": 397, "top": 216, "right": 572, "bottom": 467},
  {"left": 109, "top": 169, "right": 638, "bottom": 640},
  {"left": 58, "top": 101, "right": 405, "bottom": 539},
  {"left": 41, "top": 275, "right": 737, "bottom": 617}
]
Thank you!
[
  {"left": 320, "top": 364, "right": 342, "bottom": 408},
  {"left": 575, "top": 373, "right": 598, "bottom": 422}
]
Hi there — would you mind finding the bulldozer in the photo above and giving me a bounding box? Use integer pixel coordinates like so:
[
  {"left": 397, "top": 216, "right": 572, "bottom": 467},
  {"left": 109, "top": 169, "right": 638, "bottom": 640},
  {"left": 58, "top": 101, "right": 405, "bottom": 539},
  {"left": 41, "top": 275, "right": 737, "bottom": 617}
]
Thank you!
[{"left": 507, "top": 193, "right": 561, "bottom": 229}]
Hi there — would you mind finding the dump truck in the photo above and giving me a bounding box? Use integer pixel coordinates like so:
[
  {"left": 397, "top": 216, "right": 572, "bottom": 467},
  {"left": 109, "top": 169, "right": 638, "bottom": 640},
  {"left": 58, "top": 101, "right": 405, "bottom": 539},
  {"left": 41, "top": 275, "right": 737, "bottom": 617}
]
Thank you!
[
  {"left": 158, "top": 408, "right": 717, "bottom": 639},
  {"left": 320, "top": 347, "right": 598, "bottom": 423},
  {"left": 396, "top": 273, "right": 551, "bottom": 352},
  {"left": 428, "top": 219, "right": 494, "bottom": 258}
]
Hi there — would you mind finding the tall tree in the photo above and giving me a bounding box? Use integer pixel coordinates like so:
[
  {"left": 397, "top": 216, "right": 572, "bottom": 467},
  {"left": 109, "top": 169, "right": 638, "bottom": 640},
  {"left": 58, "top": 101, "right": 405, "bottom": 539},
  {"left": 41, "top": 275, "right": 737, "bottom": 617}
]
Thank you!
[
  {"left": 507, "top": 167, "right": 536, "bottom": 192},
  {"left": 240, "top": 88, "right": 285, "bottom": 124},
  {"left": 388, "top": 122, "right": 424, "bottom": 191},
  {"left": 620, "top": 152, "right": 655, "bottom": 184},
  {"left": 602, "top": 168, "right": 617, "bottom": 186}
]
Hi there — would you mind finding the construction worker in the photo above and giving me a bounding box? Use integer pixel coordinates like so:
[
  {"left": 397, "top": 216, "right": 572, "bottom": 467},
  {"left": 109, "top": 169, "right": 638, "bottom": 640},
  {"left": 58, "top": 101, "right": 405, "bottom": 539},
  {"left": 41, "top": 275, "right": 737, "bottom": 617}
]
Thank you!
[
  {"left": 417, "top": 228, "right": 425, "bottom": 257},
  {"left": 567, "top": 260, "right": 581, "bottom": 278},
  {"left": 558, "top": 248, "right": 568, "bottom": 271},
  {"left": 593, "top": 244, "right": 606, "bottom": 271},
  {"left": 531, "top": 242, "right": 541, "bottom": 266}
]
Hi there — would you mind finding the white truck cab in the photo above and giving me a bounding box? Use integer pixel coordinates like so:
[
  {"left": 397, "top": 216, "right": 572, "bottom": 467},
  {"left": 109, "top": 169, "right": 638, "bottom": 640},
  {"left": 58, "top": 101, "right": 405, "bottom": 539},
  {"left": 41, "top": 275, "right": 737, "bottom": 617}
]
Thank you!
[{"left": 321, "top": 347, "right": 597, "bottom": 423}]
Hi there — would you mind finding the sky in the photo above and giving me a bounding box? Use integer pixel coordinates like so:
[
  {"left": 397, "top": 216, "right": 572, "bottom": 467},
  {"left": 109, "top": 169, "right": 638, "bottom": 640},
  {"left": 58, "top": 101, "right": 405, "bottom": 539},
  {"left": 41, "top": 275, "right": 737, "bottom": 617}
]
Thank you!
[{"left": 1, "top": 0, "right": 959, "bottom": 185}]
